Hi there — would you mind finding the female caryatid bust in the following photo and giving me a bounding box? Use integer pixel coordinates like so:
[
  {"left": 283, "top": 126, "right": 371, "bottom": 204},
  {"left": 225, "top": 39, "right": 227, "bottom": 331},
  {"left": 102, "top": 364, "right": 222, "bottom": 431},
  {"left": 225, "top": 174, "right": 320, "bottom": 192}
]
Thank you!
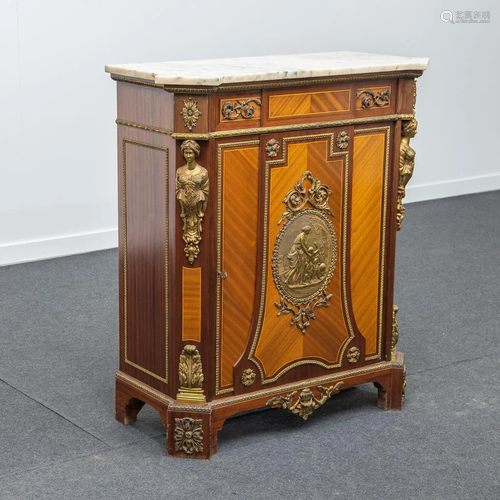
[
  {"left": 397, "top": 118, "right": 417, "bottom": 230},
  {"left": 176, "top": 140, "right": 209, "bottom": 264},
  {"left": 399, "top": 118, "right": 417, "bottom": 192}
]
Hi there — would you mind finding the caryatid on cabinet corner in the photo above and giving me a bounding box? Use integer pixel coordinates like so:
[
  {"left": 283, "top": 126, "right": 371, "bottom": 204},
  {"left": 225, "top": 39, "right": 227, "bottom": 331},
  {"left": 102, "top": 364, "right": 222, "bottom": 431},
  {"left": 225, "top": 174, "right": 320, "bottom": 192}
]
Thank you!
[{"left": 176, "top": 140, "right": 209, "bottom": 264}]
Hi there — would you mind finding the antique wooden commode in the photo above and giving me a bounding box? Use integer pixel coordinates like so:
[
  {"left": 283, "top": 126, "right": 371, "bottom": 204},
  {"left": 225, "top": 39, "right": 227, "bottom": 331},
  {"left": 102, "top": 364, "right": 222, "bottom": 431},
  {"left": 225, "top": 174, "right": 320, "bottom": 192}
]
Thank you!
[{"left": 105, "top": 52, "right": 428, "bottom": 459}]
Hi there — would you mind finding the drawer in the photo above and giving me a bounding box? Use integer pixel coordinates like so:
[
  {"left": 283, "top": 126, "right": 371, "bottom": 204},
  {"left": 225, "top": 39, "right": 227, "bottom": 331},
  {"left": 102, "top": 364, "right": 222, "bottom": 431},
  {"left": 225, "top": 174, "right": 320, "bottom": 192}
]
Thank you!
[
  {"left": 262, "top": 84, "right": 354, "bottom": 126},
  {"left": 355, "top": 80, "right": 396, "bottom": 116},
  {"left": 211, "top": 91, "right": 262, "bottom": 132}
]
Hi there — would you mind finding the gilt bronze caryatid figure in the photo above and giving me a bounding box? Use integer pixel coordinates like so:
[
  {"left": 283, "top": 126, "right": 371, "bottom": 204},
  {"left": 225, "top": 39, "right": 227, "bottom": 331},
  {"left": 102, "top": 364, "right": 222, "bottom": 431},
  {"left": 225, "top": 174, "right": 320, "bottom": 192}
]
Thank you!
[
  {"left": 176, "top": 140, "right": 209, "bottom": 264},
  {"left": 397, "top": 118, "right": 418, "bottom": 231}
]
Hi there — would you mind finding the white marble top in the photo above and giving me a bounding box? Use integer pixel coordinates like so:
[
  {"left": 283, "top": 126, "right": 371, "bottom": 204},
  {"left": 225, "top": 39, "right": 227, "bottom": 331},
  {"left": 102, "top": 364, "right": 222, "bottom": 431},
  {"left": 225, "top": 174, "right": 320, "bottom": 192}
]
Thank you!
[{"left": 105, "top": 51, "right": 429, "bottom": 87}]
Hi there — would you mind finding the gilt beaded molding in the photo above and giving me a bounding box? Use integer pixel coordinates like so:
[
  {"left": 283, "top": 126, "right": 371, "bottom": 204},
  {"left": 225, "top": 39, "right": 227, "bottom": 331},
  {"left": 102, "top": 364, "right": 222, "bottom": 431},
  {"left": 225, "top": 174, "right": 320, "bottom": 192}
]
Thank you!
[
  {"left": 171, "top": 114, "right": 414, "bottom": 140},
  {"left": 114, "top": 113, "right": 414, "bottom": 139}
]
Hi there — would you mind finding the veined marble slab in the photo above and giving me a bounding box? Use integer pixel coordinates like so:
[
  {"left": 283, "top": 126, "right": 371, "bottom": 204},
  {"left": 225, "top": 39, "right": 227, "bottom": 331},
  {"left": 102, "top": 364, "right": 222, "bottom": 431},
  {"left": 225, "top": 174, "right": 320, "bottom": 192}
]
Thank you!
[{"left": 105, "top": 51, "right": 429, "bottom": 87}]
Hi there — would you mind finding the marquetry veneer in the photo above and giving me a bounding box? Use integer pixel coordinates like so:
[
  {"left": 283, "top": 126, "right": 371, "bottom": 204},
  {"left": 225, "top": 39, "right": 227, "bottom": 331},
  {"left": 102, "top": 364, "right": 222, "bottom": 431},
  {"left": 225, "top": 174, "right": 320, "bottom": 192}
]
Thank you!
[{"left": 106, "top": 52, "right": 428, "bottom": 459}]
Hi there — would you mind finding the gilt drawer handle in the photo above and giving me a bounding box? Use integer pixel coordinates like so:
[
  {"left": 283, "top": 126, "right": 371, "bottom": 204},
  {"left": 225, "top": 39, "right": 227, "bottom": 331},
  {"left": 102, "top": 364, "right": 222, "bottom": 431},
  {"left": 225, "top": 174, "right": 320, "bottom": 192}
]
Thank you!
[
  {"left": 356, "top": 89, "right": 391, "bottom": 108},
  {"left": 222, "top": 98, "right": 262, "bottom": 120}
]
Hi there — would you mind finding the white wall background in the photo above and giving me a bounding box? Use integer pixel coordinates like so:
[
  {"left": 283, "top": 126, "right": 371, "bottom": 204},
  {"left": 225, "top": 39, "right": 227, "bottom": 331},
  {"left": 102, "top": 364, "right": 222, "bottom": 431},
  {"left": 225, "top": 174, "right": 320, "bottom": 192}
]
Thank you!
[{"left": 0, "top": 0, "right": 498, "bottom": 266}]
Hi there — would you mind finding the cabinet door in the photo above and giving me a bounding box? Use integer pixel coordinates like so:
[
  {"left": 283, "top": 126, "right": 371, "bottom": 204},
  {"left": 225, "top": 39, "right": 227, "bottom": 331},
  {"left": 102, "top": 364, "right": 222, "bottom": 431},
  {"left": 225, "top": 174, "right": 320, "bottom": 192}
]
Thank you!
[
  {"left": 215, "top": 138, "right": 261, "bottom": 396},
  {"left": 349, "top": 123, "right": 395, "bottom": 361},
  {"left": 217, "top": 125, "right": 394, "bottom": 395}
]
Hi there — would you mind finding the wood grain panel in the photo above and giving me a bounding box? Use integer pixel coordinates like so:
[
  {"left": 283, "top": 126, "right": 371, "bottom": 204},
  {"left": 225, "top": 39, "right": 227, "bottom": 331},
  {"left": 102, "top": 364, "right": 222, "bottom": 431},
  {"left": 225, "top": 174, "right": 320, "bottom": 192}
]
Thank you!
[
  {"left": 117, "top": 82, "right": 174, "bottom": 130},
  {"left": 220, "top": 144, "right": 260, "bottom": 389},
  {"left": 397, "top": 78, "right": 416, "bottom": 114},
  {"left": 350, "top": 130, "right": 386, "bottom": 357},
  {"left": 269, "top": 90, "right": 350, "bottom": 118},
  {"left": 182, "top": 267, "right": 201, "bottom": 342},
  {"left": 254, "top": 136, "right": 350, "bottom": 379},
  {"left": 123, "top": 140, "right": 168, "bottom": 383}
]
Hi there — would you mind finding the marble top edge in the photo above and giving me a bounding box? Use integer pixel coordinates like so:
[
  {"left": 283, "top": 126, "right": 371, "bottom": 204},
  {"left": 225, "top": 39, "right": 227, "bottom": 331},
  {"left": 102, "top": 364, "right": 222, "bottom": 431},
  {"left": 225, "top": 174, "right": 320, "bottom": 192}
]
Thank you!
[{"left": 105, "top": 51, "right": 429, "bottom": 87}]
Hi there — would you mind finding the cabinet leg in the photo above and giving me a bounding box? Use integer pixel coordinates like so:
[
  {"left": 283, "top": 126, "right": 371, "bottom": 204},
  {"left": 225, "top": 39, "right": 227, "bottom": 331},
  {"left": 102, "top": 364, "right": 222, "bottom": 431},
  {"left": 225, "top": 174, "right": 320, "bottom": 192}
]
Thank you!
[
  {"left": 116, "top": 380, "right": 145, "bottom": 425},
  {"left": 375, "top": 364, "right": 406, "bottom": 411},
  {"left": 166, "top": 409, "right": 218, "bottom": 459}
]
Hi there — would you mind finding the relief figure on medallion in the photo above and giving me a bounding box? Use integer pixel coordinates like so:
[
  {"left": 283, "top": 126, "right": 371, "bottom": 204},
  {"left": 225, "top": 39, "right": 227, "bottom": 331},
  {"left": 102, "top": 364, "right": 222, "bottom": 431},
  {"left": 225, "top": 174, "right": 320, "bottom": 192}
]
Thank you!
[
  {"left": 176, "top": 140, "right": 209, "bottom": 264},
  {"left": 284, "top": 224, "right": 327, "bottom": 289}
]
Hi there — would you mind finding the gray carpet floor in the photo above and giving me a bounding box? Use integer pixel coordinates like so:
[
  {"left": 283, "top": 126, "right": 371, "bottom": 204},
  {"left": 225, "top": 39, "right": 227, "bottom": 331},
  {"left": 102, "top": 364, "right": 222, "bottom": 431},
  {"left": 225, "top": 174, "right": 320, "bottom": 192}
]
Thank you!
[{"left": 1, "top": 191, "right": 499, "bottom": 500}]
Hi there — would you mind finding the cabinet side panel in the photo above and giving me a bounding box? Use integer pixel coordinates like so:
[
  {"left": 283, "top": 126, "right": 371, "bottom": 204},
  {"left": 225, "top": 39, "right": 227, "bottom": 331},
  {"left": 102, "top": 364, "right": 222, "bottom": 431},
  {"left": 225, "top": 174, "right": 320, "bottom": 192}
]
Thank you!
[
  {"left": 123, "top": 141, "right": 168, "bottom": 382},
  {"left": 117, "top": 82, "right": 174, "bottom": 130},
  {"left": 219, "top": 144, "right": 260, "bottom": 390},
  {"left": 350, "top": 129, "right": 387, "bottom": 358}
]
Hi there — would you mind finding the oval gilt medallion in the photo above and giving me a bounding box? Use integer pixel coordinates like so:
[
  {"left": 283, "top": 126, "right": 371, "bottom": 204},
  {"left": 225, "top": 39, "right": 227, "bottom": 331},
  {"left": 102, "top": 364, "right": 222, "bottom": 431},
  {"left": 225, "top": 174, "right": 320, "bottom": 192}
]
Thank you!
[{"left": 272, "top": 210, "right": 337, "bottom": 306}]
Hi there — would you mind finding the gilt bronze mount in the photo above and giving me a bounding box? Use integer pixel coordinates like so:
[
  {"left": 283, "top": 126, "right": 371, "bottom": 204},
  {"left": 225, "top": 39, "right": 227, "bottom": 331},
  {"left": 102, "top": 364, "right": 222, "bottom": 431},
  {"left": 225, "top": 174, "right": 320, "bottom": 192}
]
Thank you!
[
  {"left": 177, "top": 345, "right": 206, "bottom": 404},
  {"left": 176, "top": 140, "right": 209, "bottom": 264},
  {"left": 180, "top": 97, "right": 202, "bottom": 131},
  {"left": 266, "top": 382, "right": 344, "bottom": 420},
  {"left": 272, "top": 171, "right": 337, "bottom": 333},
  {"left": 356, "top": 88, "right": 391, "bottom": 108},
  {"left": 222, "top": 98, "right": 261, "bottom": 120},
  {"left": 397, "top": 118, "right": 418, "bottom": 231}
]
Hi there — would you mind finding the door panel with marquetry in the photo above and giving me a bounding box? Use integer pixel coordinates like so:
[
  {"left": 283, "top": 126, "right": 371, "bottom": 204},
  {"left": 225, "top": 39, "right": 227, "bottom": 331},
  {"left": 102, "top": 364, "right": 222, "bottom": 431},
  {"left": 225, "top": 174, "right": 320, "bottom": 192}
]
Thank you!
[
  {"left": 350, "top": 123, "right": 394, "bottom": 361},
  {"left": 215, "top": 138, "right": 261, "bottom": 396},
  {"left": 217, "top": 125, "right": 394, "bottom": 395},
  {"left": 236, "top": 128, "right": 360, "bottom": 391}
]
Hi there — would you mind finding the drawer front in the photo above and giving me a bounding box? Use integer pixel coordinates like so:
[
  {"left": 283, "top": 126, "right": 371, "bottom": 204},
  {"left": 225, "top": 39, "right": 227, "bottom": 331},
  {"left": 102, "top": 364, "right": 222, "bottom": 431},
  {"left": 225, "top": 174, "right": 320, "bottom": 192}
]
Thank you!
[
  {"left": 355, "top": 80, "right": 396, "bottom": 116},
  {"left": 212, "top": 91, "right": 262, "bottom": 131},
  {"left": 268, "top": 88, "right": 351, "bottom": 118},
  {"left": 262, "top": 84, "right": 354, "bottom": 126}
]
